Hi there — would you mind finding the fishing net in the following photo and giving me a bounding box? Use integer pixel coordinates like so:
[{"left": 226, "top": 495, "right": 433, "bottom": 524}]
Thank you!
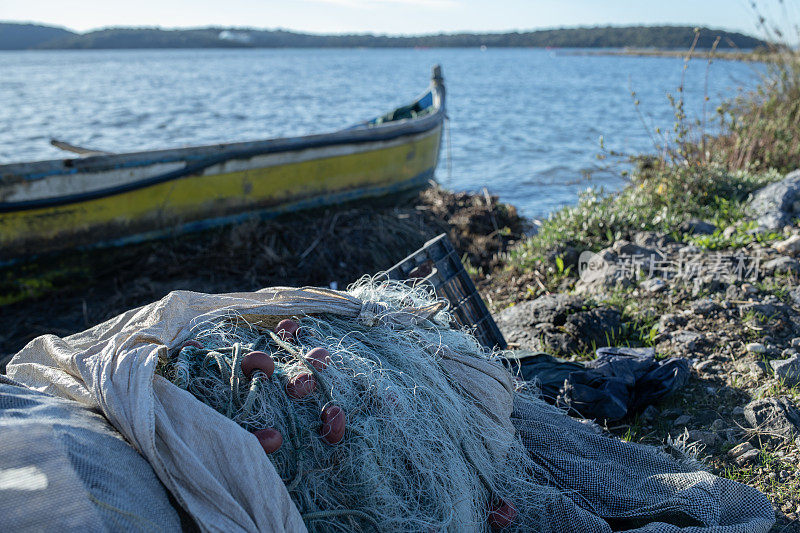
[
  {"left": 5, "top": 279, "right": 776, "bottom": 533},
  {"left": 155, "top": 278, "right": 555, "bottom": 532}
]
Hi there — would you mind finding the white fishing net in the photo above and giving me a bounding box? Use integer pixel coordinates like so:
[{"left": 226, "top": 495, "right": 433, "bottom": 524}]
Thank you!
[{"left": 156, "top": 278, "right": 555, "bottom": 531}]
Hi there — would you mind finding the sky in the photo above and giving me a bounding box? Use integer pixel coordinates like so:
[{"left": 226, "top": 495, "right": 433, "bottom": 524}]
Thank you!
[{"left": 0, "top": 0, "right": 795, "bottom": 37}]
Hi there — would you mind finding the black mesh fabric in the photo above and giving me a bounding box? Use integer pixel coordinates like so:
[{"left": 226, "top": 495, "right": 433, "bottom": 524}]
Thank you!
[{"left": 512, "top": 398, "right": 775, "bottom": 533}]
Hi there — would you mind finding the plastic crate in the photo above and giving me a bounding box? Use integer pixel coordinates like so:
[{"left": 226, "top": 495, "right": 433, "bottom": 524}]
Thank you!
[{"left": 379, "top": 233, "right": 507, "bottom": 351}]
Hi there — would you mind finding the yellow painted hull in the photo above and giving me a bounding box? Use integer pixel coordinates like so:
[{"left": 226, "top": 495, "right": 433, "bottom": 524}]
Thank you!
[{"left": 0, "top": 127, "right": 441, "bottom": 258}]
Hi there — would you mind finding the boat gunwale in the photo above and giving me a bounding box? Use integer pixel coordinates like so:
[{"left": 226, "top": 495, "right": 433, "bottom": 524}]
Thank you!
[
  {"left": 0, "top": 125, "right": 443, "bottom": 213},
  {"left": 0, "top": 82, "right": 445, "bottom": 184}
]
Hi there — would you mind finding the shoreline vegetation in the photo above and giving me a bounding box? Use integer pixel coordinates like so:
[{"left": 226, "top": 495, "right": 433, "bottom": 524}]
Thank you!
[
  {"left": 0, "top": 21, "right": 765, "bottom": 50},
  {"left": 561, "top": 48, "right": 776, "bottom": 61},
  {"left": 480, "top": 31, "right": 800, "bottom": 530}
]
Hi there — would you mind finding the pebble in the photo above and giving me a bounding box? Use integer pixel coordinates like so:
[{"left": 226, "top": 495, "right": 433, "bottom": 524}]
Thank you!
[
  {"left": 694, "top": 360, "right": 715, "bottom": 373},
  {"left": 792, "top": 338, "right": 800, "bottom": 349},
  {"left": 773, "top": 234, "right": 800, "bottom": 255},
  {"left": 710, "top": 419, "right": 726, "bottom": 432},
  {"left": 741, "top": 283, "right": 758, "bottom": 297},
  {"left": 691, "top": 299, "right": 720, "bottom": 316},
  {"left": 688, "top": 429, "right": 720, "bottom": 448},
  {"left": 672, "top": 330, "right": 703, "bottom": 351},
  {"left": 674, "top": 414, "right": 692, "bottom": 426},
  {"left": 770, "top": 353, "right": 800, "bottom": 387},
  {"left": 746, "top": 342, "right": 766, "bottom": 354},
  {"left": 722, "top": 225, "right": 738, "bottom": 239},
  {"left": 640, "top": 405, "right": 659, "bottom": 422},
  {"left": 733, "top": 406, "right": 745, "bottom": 417},
  {"left": 640, "top": 278, "right": 667, "bottom": 293},
  {"left": 744, "top": 397, "right": 800, "bottom": 440},
  {"left": 763, "top": 256, "right": 800, "bottom": 275},
  {"left": 735, "top": 447, "right": 761, "bottom": 466},
  {"left": 748, "top": 361, "right": 769, "bottom": 377},
  {"left": 728, "top": 441, "right": 755, "bottom": 459}
]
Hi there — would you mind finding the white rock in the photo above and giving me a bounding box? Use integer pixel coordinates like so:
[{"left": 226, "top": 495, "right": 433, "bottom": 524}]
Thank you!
[
  {"left": 746, "top": 342, "right": 766, "bottom": 354},
  {"left": 640, "top": 278, "right": 667, "bottom": 293},
  {"left": 774, "top": 234, "right": 800, "bottom": 255},
  {"left": 770, "top": 353, "right": 800, "bottom": 387},
  {"left": 728, "top": 441, "right": 755, "bottom": 459}
]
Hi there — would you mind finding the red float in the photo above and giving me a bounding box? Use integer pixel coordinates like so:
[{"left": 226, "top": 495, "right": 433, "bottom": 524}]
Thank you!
[
  {"left": 305, "top": 347, "right": 331, "bottom": 371},
  {"left": 241, "top": 351, "right": 275, "bottom": 379},
  {"left": 286, "top": 373, "right": 316, "bottom": 399},
  {"left": 319, "top": 405, "right": 346, "bottom": 445},
  {"left": 488, "top": 499, "right": 517, "bottom": 530},
  {"left": 253, "top": 428, "right": 283, "bottom": 454},
  {"left": 275, "top": 319, "right": 300, "bottom": 342},
  {"left": 180, "top": 340, "right": 204, "bottom": 350}
]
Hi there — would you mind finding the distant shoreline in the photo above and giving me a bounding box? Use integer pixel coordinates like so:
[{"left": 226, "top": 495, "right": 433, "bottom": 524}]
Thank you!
[
  {"left": 0, "top": 46, "right": 768, "bottom": 59},
  {"left": 559, "top": 48, "right": 770, "bottom": 62},
  {"left": 0, "top": 22, "right": 766, "bottom": 51}
]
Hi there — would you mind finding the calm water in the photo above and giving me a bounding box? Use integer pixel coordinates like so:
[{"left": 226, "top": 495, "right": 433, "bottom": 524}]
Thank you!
[{"left": 0, "top": 48, "right": 762, "bottom": 218}]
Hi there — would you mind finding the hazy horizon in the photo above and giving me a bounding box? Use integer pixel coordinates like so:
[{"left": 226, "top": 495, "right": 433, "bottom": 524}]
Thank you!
[
  {"left": 0, "top": 20, "right": 768, "bottom": 39},
  {"left": 1, "top": 0, "right": 793, "bottom": 39}
]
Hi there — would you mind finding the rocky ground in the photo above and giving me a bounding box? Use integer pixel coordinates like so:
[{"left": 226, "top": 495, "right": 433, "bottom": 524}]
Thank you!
[{"left": 483, "top": 172, "right": 800, "bottom": 532}]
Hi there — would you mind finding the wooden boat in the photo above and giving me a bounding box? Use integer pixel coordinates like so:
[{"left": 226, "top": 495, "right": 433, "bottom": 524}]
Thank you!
[{"left": 0, "top": 65, "right": 446, "bottom": 261}]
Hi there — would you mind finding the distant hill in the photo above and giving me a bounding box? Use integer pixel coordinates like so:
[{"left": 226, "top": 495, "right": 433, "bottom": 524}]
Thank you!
[
  {"left": 0, "top": 23, "right": 76, "bottom": 49},
  {"left": 0, "top": 22, "right": 766, "bottom": 50},
  {"left": 42, "top": 28, "right": 247, "bottom": 49}
]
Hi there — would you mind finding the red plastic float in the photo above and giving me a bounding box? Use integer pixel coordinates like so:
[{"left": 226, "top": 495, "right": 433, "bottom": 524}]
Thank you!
[
  {"left": 180, "top": 340, "right": 204, "bottom": 350},
  {"left": 488, "top": 499, "right": 517, "bottom": 530},
  {"left": 286, "top": 373, "right": 316, "bottom": 399},
  {"left": 319, "top": 405, "right": 346, "bottom": 445},
  {"left": 241, "top": 351, "right": 275, "bottom": 379},
  {"left": 304, "top": 347, "right": 331, "bottom": 371},
  {"left": 275, "top": 319, "right": 300, "bottom": 342},
  {"left": 253, "top": 428, "right": 283, "bottom": 454}
]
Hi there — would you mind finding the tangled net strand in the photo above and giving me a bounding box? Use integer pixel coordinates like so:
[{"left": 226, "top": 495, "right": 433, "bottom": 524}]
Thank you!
[{"left": 157, "top": 278, "right": 559, "bottom": 532}]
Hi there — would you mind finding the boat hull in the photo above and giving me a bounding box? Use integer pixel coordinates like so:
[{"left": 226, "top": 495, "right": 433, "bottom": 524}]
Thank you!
[{"left": 0, "top": 126, "right": 442, "bottom": 259}]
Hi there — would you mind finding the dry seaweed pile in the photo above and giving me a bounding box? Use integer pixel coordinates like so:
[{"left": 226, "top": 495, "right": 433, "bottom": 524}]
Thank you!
[
  {"left": 1, "top": 186, "right": 526, "bottom": 369},
  {"left": 419, "top": 187, "right": 527, "bottom": 274},
  {"left": 157, "top": 280, "right": 554, "bottom": 532}
]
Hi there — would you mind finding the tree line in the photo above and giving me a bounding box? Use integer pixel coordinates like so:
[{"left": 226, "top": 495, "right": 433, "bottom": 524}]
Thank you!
[{"left": 0, "top": 22, "right": 766, "bottom": 50}]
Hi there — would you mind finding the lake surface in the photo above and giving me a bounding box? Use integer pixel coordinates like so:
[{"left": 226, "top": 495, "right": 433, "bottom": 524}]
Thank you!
[{"left": 0, "top": 48, "right": 762, "bottom": 218}]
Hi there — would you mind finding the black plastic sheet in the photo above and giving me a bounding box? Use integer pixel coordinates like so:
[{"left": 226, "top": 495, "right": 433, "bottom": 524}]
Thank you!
[{"left": 504, "top": 347, "right": 690, "bottom": 421}]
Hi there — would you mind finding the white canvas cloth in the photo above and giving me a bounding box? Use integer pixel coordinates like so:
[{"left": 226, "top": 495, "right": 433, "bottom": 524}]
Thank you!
[{"left": 6, "top": 287, "right": 513, "bottom": 533}]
